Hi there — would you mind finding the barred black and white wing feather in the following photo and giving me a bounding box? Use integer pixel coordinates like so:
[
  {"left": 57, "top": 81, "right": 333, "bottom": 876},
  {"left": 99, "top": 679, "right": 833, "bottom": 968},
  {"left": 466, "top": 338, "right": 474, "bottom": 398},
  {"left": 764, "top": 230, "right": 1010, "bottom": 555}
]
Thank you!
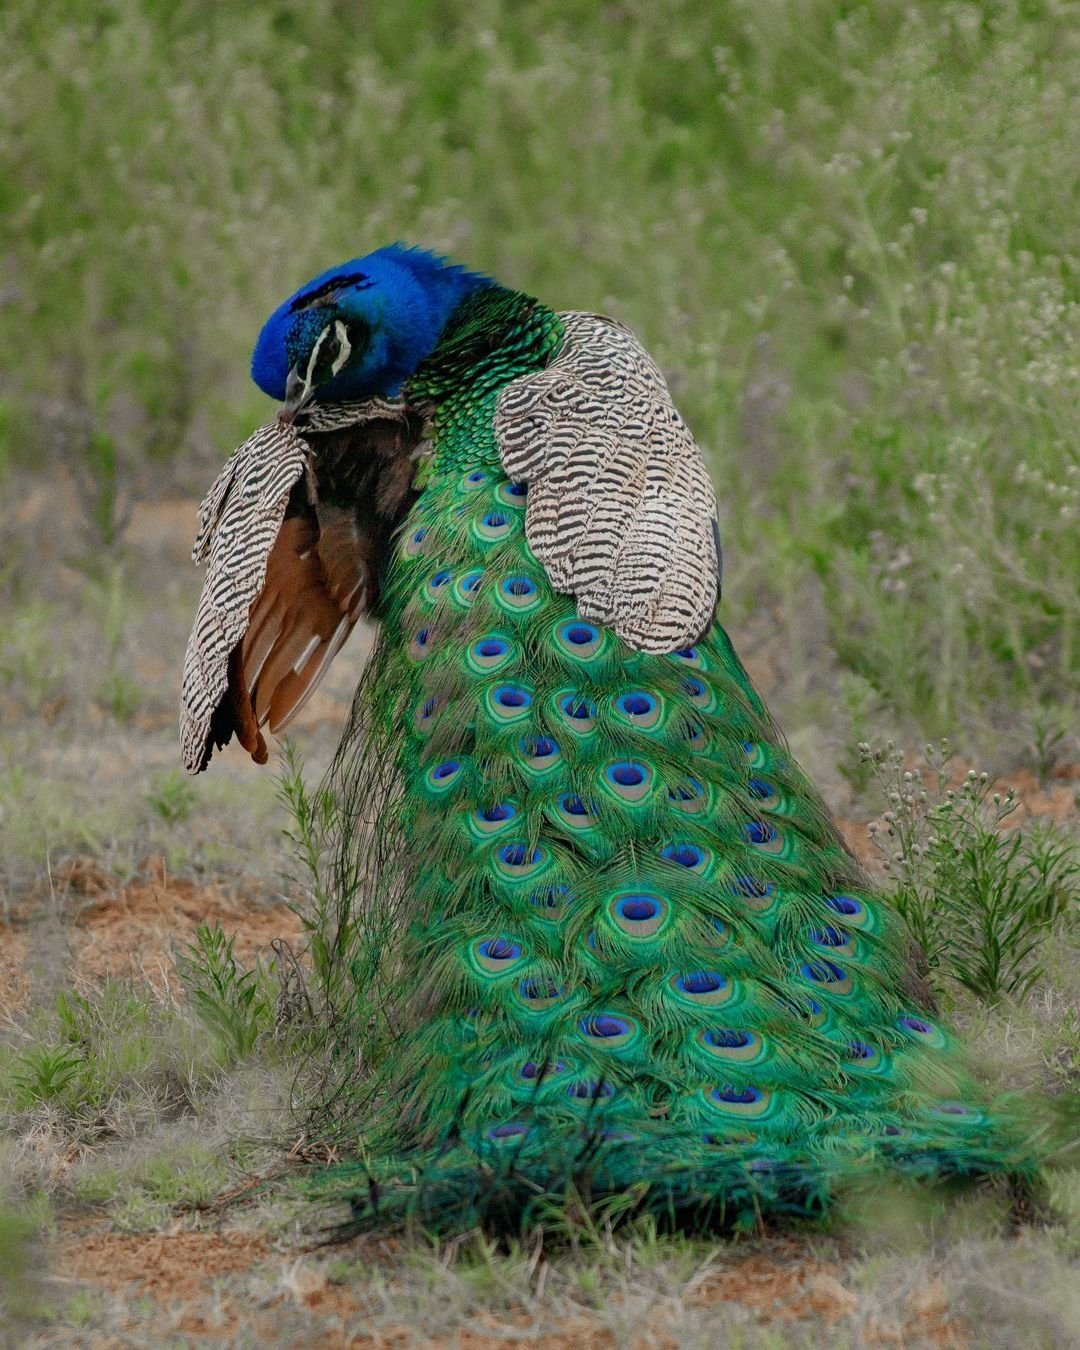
[
  {"left": 180, "top": 401, "right": 426, "bottom": 773},
  {"left": 493, "top": 311, "right": 720, "bottom": 653},
  {"left": 181, "top": 422, "right": 309, "bottom": 772}
]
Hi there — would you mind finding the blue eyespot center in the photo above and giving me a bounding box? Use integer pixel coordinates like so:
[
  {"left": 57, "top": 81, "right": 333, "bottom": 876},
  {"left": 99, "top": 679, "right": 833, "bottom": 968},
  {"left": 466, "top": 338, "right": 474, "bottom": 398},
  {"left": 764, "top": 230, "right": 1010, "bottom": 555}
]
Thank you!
[
  {"left": 901, "top": 1015, "right": 932, "bottom": 1035},
  {"left": 616, "top": 895, "right": 660, "bottom": 922},
  {"left": 499, "top": 843, "right": 541, "bottom": 867},
  {"left": 826, "top": 895, "right": 861, "bottom": 916},
  {"left": 524, "top": 736, "right": 558, "bottom": 758},
  {"left": 479, "top": 804, "right": 514, "bottom": 822},
  {"left": 618, "top": 692, "right": 655, "bottom": 716},
  {"left": 743, "top": 820, "right": 776, "bottom": 845},
  {"left": 476, "top": 639, "right": 507, "bottom": 657},
  {"left": 662, "top": 843, "right": 703, "bottom": 868},
  {"left": 568, "top": 1080, "right": 615, "bottom": 1100},
  {"left": 560, "top": 794, "right": 591, "bottom": 817},
  {"left": 520, "top": 1058, "right": 565, "bottom": 1079},
  {"left": 479, "top": 938, "right": 521, "bottom": 961},
  {"left": 495, "top": 685, "right": 531, "bottom": 708},
  {"left": 488, "top": 1122, "right": 528, "bottom": 1139},
  {"left": 848, "top": 1040, "right": 875, "bottom": 1060},
  {"left": 565, "top": 624, "right": 597, "bottom": 645},
  {"left": 483, "top": 512, "right": 508, "bottom": 528},
  {"left": 712, "top": 1085, "right": 762, "bottom": 1105},
  {"left": 503, "top": 576, "right": 536, "bottom": 596},
  {"left": 810, "top": 926, "right": 849, "bottom": 948},
  {"left": 802, "top": 959, "right": 847, "bottom": 984},
  {"left": 520, "top": 977, "right": 562, "bottom": 1002},
  {"left": 678, "top": 971, "right": 725, "bottom": 995},
  {"left": 432, "top": 760, "right": 460, "bottom": 780},
  {"left": 733, "top": 876, "right": 775, "bottom": 898},
  {"left": 530, "top": 884, "right": 570, "bottom": 910},
  {"left": 704, "top": 1028, "right": 752, "bottom": 1049},
  {"left": 580, "top": 1016, "right": 630, "bottom": 1039},
  {"left": 608, "top": 761, "right": 645, "bottom": 787}
]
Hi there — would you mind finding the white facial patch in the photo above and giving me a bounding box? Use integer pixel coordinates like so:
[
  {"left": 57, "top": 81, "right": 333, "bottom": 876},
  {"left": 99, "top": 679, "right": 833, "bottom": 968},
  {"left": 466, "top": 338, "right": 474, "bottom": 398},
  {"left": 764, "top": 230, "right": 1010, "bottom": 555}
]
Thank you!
[
  {"left": 330, "top": 320, "right": 351, "bottom": 377},
  {"left": 303, "top": 325, "right": 330, "bottom": 391},
  {"left": 303, "top": 321, "right": 352, "bottom": 394}
]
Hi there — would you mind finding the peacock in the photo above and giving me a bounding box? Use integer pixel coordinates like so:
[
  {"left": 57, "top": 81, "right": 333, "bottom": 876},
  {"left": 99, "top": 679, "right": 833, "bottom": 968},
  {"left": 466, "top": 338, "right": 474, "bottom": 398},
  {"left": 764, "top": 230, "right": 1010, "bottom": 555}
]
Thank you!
[{"left": 180, "top": 244, "right": 1031, "bottom": 1232}]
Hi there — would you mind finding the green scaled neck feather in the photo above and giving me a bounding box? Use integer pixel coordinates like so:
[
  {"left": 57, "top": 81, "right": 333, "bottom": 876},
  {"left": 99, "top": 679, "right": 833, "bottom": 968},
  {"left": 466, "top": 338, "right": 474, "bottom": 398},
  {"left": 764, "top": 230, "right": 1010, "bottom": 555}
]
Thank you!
[
  {"left": 309, "top": 283, "right": 1032, "bottom": 1232},
  {"left": 409, "top": 285, "right": 564, "bottom": 409}
]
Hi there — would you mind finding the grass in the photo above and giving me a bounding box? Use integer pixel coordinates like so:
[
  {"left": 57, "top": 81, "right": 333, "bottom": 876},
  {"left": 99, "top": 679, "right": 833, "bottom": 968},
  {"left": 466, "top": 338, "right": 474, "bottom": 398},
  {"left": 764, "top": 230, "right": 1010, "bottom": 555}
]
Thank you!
[{"left": 0, "top": 0, "right": 1078, "bottom": 1342}]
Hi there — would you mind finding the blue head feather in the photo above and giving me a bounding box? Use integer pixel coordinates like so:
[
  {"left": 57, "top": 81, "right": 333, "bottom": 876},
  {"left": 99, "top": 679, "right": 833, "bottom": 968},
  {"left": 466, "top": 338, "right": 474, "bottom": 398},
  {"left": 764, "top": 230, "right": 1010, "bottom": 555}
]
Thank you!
[{"left": 250, "top": 244, "right": 491, "bottom": 405}]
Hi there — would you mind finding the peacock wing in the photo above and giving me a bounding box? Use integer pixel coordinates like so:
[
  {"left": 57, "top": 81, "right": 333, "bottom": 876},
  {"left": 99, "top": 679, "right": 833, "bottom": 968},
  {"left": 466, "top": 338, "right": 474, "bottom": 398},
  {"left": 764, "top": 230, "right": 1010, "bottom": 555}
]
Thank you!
[
  {"left": 180, "top": 402, "right": 426, "bottom": 773},
  {"left": 493, "top": 311, "right": 721, "bottom": 654},
  {"left": 181, "top": 420, "right": 309, "bottom": 772}
]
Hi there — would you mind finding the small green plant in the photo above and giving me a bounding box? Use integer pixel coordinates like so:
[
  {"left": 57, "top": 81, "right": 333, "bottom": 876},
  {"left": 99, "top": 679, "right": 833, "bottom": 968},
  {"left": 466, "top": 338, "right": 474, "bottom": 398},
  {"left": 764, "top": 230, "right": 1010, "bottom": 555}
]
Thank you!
[
  {"left": 146, "top": 772, "right": 197, "bottom": 824},
  {"left": 88, "top": 563, "right": 141, "bottom": 720},
  {"left": 1027, "top": 708, "right": 1073, "bottom": 791},
  {"left": 72, "top": 426, "right": 133, "bottom": 556},
  {"left": 864, "top": 740, "right": 1080, "bottom": 1001},
  {"left": 277, "top": 744, "right": 343, "bottom": 1015},
  {"left": 178, "top": 923, "right": 274, "bottom": 1060},
  {"left": 0, "top": 602, "right": 69, "bottom": 712},
  {"left": 10, "top": 1042, "right": 83, "bottom": 1107},
  {"left": 95, "top": 667, "right": 141, "bottom": 722}
]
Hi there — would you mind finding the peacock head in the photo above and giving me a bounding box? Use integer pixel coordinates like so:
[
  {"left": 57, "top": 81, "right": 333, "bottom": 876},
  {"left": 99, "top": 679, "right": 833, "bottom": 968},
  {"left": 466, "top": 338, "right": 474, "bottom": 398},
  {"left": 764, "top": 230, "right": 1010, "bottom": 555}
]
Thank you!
[{"left": 251, "top": 244, "right": 490, "bottom": 419}]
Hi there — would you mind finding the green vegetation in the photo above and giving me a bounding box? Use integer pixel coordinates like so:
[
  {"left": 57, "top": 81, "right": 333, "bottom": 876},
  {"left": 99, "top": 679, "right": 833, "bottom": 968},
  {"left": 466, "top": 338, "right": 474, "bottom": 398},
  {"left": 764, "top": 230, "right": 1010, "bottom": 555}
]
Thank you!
[
  {"left": 866, "top": 741, "right": 1080, "bottom": 1000},
  {"left": 4, "top": 981, "right": 224, "bottom": 1118},
  {"left": 177, "top": 923, "right": 279, "bottom": 1061}
]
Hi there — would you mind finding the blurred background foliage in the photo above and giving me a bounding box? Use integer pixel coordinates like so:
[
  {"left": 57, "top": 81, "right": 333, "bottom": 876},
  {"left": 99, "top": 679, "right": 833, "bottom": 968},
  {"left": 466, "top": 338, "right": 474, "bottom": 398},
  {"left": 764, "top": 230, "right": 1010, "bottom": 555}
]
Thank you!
[{"left": 0, "top": 0, "right": 1077, "bottom": 741}]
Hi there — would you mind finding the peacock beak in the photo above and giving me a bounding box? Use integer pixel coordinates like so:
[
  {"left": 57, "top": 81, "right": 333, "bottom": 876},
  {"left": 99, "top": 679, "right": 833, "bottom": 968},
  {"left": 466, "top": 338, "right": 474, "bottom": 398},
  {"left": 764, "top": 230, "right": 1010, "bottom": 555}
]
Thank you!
[{"left": 278, "top": 364, "right": 315, "bottom": 424}]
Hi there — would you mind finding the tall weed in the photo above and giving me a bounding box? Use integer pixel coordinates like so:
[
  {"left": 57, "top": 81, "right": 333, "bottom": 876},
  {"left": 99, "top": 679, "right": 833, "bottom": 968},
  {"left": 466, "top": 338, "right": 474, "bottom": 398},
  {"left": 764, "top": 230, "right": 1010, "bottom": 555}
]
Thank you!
[{"left": 865, "top": 740, "right": 1079, "bottom": 1001}]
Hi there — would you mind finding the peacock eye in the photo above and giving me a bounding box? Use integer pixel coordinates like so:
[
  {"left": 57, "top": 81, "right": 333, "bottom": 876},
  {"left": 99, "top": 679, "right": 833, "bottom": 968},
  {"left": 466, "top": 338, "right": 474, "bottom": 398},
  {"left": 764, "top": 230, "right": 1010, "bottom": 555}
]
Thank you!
[{"left": 309, "top": 319, "right": 354, "bottom": 382}]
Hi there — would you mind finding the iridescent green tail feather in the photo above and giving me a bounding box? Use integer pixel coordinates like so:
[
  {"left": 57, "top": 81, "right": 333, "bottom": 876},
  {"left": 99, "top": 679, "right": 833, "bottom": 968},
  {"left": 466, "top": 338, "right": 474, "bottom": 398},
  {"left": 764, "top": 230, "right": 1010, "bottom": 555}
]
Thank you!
[{"left": 312, "top": 289, "right": 1034, "bottom": 1234}]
